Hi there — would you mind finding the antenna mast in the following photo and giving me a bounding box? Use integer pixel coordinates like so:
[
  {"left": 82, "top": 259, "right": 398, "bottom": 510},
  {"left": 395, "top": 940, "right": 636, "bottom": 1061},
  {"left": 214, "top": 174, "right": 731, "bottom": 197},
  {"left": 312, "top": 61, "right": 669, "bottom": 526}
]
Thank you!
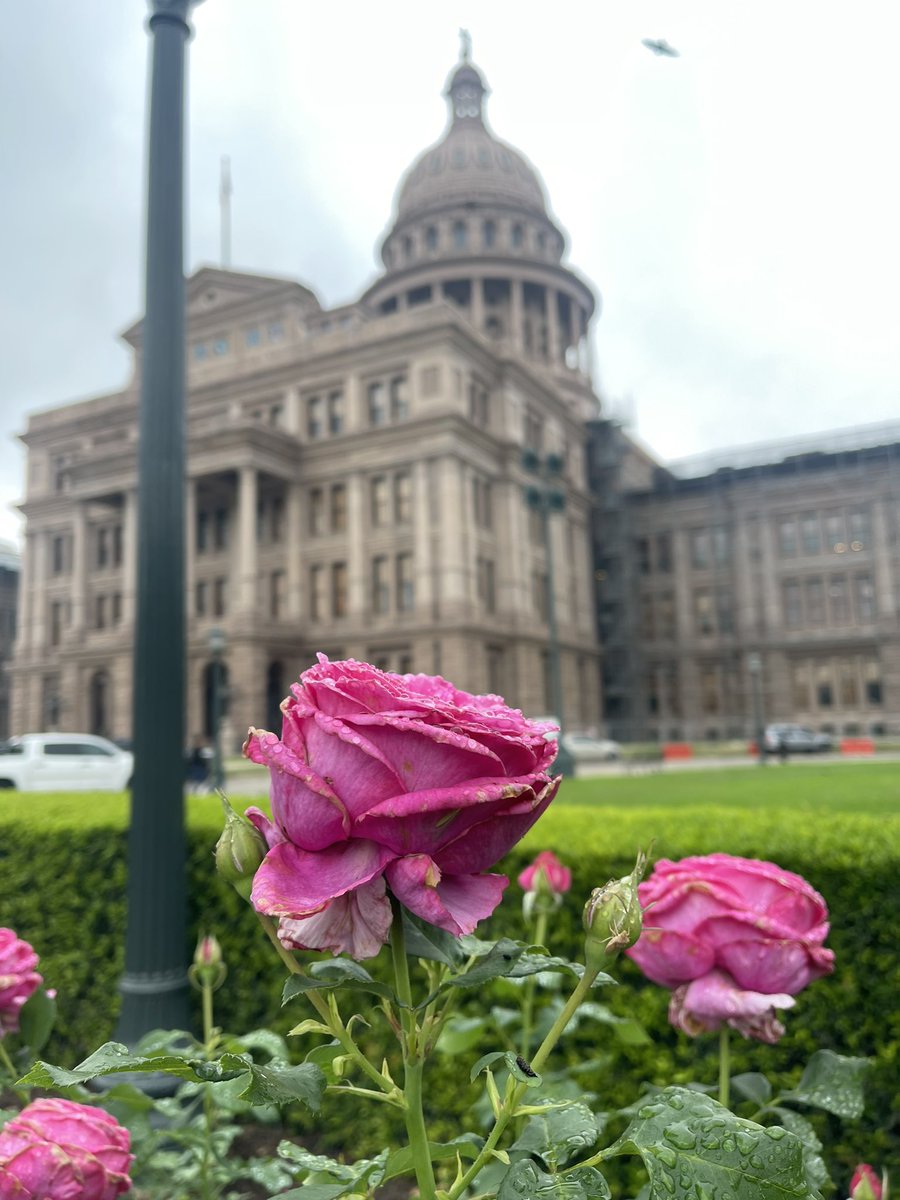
[{"left": 219, "top": 155, "right": 232, "bottom": 268}]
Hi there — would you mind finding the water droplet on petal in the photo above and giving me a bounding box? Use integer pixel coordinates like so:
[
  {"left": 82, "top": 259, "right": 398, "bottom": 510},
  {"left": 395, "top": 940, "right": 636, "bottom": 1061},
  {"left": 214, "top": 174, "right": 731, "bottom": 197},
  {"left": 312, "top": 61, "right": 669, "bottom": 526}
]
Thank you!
[
  {"left": 664, "top": 1124, "right": 697, "bottom": 1150},
  {"left": 735, "top": 1132, "right": 757, "bottom": 1155},
  {"left": 656, "top": 1147, "right": 677, "bottom": 1168},
  {"left": 765, "top": 1127, "right": 787, "bottom": 1141},
  {"left": 666, "top": 1095, "right": 685, "bottom": 1110}
]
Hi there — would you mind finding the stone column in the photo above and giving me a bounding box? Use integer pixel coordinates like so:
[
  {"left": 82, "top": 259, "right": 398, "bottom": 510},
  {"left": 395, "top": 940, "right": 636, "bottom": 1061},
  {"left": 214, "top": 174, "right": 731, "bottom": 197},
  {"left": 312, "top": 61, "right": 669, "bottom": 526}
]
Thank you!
[
  {"left": 123, "top": 488, "right": 138, "bottom": 625},
  {"left": 283, "top": 385, "right": 301, "bottom": 435},
  {"left": 470, "top": 277, "right": 485, "bottom": 336},
  {"left": 346, "top": 472, "right": 366, "bottom": 617},
  {"left": 237, "top": 466, "right": 258, "bottom": 613},
  {"left": 568, "top": 302, "right": 581, "bottom": 364},
  {"left": 184, "top": 479, "right": 196, "bottom": 622},
  {"left": 437, "top": 457, "right": 467, "bottom": 617},
  {"left": 345, "top": 372, "right": 363, "bottom": 434},
  {"left": 871, "top": 497, "right": 895, "bottom": 615},
  {"left": 498, "top": 481, "right": 527, "bottom": 616},
  {"left": 413, "top": 461, "right": 433, "bottom": 617},
  {"left": 14, "top": 532, "right": 32, "bottom": 657},
  {"left": 286, "top": 483, "right": 303, "bottom": 618},
  {"left": 461, "top": 464, "right": 477, "bottom": 613},
  {"left": 545, "top": 287, "right": 561, "bottom": 365},
  {"left": 510, "top": 278, "right": 524, "bottom": 353},
  {"left": 71, "top": 506, "right": 88, "bottom": 633}
]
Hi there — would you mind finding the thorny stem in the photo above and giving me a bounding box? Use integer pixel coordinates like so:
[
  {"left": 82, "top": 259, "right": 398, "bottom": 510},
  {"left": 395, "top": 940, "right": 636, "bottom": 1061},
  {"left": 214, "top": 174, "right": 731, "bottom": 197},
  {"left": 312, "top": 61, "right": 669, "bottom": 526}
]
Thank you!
[
  {"left": 200, "top": 980, "right": 216, "bottom": 1200},
  {"left": 390, "top": 902, "right": 437, "bottom": 1200},
  {"left": 448, "top": 962, "right": 601, "bottom": 1200},
  {"left": 256, "top": 911, "right": 396, "bottom": 1097}
]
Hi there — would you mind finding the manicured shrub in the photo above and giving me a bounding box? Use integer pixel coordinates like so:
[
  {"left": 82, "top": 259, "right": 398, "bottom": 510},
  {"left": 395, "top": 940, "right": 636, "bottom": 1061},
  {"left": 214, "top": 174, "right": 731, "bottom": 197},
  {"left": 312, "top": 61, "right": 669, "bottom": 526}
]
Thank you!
[{"left": 1, "top": 794, "right": 896, "bottom": 1177}]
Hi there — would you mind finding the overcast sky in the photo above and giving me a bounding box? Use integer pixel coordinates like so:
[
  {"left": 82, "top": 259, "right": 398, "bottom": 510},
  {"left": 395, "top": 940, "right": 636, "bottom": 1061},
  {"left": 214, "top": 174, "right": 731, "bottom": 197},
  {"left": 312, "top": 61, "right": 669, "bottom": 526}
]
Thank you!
[{"left": 2, "top": 1, "right": 899, "bottom": 545}]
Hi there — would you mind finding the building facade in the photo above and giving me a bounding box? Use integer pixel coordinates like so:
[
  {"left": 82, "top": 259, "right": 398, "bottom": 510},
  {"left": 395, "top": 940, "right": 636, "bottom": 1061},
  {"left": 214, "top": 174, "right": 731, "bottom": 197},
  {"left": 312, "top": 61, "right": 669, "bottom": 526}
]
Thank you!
[
  {"left": 9, "top": 55, "right": 603, "bottom": 749},
  {"left": 0, "top": 541, "right": 20, "bottom": 739},
  {"left": 590, "top": 421, "right": 900, "bottom": 742}
]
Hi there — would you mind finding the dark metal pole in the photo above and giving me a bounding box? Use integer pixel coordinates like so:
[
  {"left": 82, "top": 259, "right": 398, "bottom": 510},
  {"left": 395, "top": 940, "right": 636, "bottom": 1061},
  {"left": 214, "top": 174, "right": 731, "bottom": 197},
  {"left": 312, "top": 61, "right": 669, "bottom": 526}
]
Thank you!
[
  {"left": 117, "top": 0, "right": 199, "bottom": 1043},
  {"left": 748, "top": 653, "right": 766, "bottom": 768}
]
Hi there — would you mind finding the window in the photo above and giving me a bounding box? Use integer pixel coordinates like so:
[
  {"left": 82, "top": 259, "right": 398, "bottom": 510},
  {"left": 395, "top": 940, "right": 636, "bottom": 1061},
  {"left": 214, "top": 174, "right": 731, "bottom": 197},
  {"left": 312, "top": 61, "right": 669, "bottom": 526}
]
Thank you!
[
  {"left": 50, "top": 601, "right": 64, "bottom": 647},
  {"left": 112, "top": 524, "right": 123, "bottom": 566},
  {"left": 307, "top": 396, "right": 324, "bottom": 440},
  {"left": 805, "top": 578, "right": 826, "bottom": 624},
  {"left": 425, "top": 226, "right": 438, "bottom": 252},
  {"left": 213, "top": 578, "right": 227, "bottom": 616},
  {"left": 694, "top": 589, "right": 715, "bottom": 636},
  {"left": 371, "top": 477, "right": 389, "bottom": 527},
  {"left": 849, "top": 507, "right": 870, "bottom": 549},
  {"left": 655, "top": 532, "right": 673, "bottom": 573},
  {"left": 864, "top": 659, "right": 882, "bottom": 706},
  {"left": 482, "top": 219, "right": 496, "bottom": 248},
  {"left": 402, "top": 235, "right": 413, "bottom": 260},
  {"left": 791, "top": 662, "right": 811, "bottom": 710},
  {"left": 486, "top": 645, "right": 505, "bottom": 695},
  {"left": 511, "top": 223, "right": 524, "bottom": 248},
  {"left": 214, "top": 509, "right": 229, "bottom": 550},
  {"left": 213, "top": 336, "right": 229, "bottom": 356},
  {"left": 309, "top": 488, "right": 325, "bottom": 536},
  {"left": 394, "top": 472, "right": 412, "bottom": 524},
  {"left": 390, "top": 375, "right": 409, "bottom": 421},
  {"left": 468, "top": 381, "right": 489, "bottom": 426},
  {"left": 196, "top": 511, "right": 209, "bottom": 553},
  {"left": 636, "top": 538, "right": 651, "bottom": 575},
  {"left": 854, "top": 574, "right": 876, "bottom": 621},
  {"left": 778, "top": 518, "right": 797, "bottom": 557},
  {"left": 245, "top": 328, "right": 261, "bottom": 347},
  {"left": 816, "top": 663, "right": 834, "bottom": 708},
  {"left": 330, "top": 484, "right": 347, "bottom": 533},
  {"left": 801, "top": 513, "right": 821, "bottom": 555},
  {"left": 824, "top": 512, "right": 845, "bottom": 552},
  {"left": 477, "top": 557, "right": 496, "bottom": 613},
  {"left": 51, "top": 534, "right": 67, "bottom": 575},
  {"left": 657, "top": 592, "right": 676, "bottom": 640},
  {"left": 838, "top": 660, "right": 859, "bottom": 707},
  {"left": 331, "top": 562, "right": 348, "bottom": 617},
  {"left": 690, "top": 530, "right": 710, "bottom": 570},
  {"left": 328, "top": 390, "right": 344, "bottom": 435},
  {"left": 310, "top": 565, "right": 325, "bottom": 621},
  {"left": 829, "top": 576, "right": 850, "bottom": 623},
  {"left": 372, "top": 556, "right": 389, "bottom": 614},
  {"left": 473, "top": 477, "right": 493, "bottom": 529},
  {"left": 271, "top": 495, "right": 285, "bottom": 543},
  {"left": 782, "top": 581, "right": 802, "bottom": 628},
  {"left": 712, "top": 526, "right": 731, "bottom": 565},
  {"left": 452, "top": 220, "right": 468, "bottom": 249},
  {"left": 639, "top": 594, "right": 655, "bottom": 640},
  {"left": 396, "top": 553, "right": 414, "bottom": 611},
  {"left": 95, "top": 595, "right": 107, "bottom": 630},
  {"left": 716, "top": 587, "right": 734, "bottom": 635},
  {"left": 97, "top": 527, "right": 109, "bottom": 569},
  {"left": 270, "top": 570, "right": 286, "bottom": 618},
  {"left": 368, "top": 381, "right": 387, "bottom": 426},
  {"left": 195, "top": 580, "right": 208, "bottom": 617}
]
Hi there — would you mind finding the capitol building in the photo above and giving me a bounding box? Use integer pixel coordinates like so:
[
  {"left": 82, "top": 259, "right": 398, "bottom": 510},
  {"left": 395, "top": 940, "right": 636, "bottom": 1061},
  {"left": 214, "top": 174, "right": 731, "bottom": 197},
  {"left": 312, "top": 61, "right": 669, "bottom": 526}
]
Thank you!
[{"left": 9, "top": 52, "right": 602, "bottom": 747}]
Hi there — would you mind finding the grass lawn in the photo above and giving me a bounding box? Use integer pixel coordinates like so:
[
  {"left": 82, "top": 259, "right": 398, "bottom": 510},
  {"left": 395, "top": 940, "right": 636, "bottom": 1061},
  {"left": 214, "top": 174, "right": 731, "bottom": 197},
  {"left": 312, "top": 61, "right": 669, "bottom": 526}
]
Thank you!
[{"left": 556, "top": 760, "right": 900, "bottom": 816}]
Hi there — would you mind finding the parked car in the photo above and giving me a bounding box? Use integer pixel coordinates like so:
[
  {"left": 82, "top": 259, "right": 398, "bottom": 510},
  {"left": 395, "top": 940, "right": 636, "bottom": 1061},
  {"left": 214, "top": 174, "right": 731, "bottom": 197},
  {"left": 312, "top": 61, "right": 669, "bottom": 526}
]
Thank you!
[
  {"left": 536, "top": 722, "right": 621, "bottom": 764},
  {"left": 763, "top": 724, "right": 833, "bottom": 755},
  {"left": 0, "top": 734, "right": 133, "bottom": 791}
]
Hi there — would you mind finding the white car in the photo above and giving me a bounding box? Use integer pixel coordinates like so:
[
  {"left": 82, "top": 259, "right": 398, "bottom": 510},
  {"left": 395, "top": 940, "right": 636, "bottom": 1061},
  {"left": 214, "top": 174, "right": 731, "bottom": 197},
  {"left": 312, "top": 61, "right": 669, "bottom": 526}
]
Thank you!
[
  {"left": 0, "top": 734, "right": 133, "bottom": 792},
  {"left": 560, "top": 732, "right": 621, "bottom": 762}
]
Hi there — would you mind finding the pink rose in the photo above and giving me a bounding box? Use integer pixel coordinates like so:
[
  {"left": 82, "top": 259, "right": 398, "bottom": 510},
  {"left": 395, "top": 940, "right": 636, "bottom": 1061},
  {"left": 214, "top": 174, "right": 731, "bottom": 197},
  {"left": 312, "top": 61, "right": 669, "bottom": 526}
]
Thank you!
[
  {"left": 518, "top": 851, "right": 572, "bottom": 896},
  {"left": 244, "top": 656, "right": 560, "bottom": 958},
  {"left": 0, "top": 929, "right": 43, "bottom": 1039},
  {"left": 0, "top": 1098, "right": 133, "bottom": 1199},
  {"left": 626, "top": 853, "right": 834, "bottom": 1042}
]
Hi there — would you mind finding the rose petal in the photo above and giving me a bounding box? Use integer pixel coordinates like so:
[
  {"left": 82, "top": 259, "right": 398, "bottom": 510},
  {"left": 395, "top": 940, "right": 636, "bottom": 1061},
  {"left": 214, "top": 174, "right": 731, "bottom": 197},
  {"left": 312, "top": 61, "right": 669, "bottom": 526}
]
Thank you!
[
  {"left": 251, "top": 840, "right": 395, "bottom": 919},
  {"left": 385, "top": 856, "right": 507, "bottom": 936},
  {"left": 244, "top": 728, "right": 350, "bottom": 850},
  {"left": 715, "top": 935, "right": 835, "bottom": 994},
  {"left": 674, "top": 969, "right": 795, "bottom": 1043},
  {"left": 627, "top": 928, "right": 716, "bottom": 987},
  {"left": 278, "top": 876, "right": 393, "bottom": 959}
]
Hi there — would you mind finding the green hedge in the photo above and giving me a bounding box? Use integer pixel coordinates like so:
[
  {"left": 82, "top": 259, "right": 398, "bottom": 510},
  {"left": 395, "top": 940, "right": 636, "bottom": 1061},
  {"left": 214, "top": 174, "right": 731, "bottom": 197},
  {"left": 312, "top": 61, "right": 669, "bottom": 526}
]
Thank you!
[{"left": 0, "top": 795, "right": 897, "bottom": 1181}]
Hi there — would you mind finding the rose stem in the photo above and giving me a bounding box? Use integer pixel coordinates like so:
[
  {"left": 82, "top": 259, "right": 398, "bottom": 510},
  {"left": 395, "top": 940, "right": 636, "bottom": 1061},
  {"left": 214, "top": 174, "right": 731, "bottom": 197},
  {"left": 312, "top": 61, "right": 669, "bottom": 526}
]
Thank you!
[
  {"left": 389, "top": 900, "right": 437, "bottom": 1200},
  {"left": 519, "top": 907, "right": 548, "bottom": 1059},
  {"left": 718, "top": 1025, "right": 731, "bottom": 1109},
  {"left": 448, "top": 962, "right": 600, "bottom": 1200}
]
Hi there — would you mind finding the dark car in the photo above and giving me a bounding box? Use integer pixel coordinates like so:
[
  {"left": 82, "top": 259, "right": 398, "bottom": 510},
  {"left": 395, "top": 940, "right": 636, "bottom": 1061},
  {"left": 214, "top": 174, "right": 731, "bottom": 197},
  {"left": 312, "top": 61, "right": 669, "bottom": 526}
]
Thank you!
[{"left": 763, "top": 724, "right": 833, "bottom": 755}]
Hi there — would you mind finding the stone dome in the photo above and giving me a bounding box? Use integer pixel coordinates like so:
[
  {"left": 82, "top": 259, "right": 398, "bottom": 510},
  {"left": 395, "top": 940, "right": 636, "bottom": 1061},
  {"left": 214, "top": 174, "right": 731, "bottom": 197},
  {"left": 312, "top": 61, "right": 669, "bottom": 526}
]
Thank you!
[{"left": 393, "top": 59, "right": 549, "bottom": 225}]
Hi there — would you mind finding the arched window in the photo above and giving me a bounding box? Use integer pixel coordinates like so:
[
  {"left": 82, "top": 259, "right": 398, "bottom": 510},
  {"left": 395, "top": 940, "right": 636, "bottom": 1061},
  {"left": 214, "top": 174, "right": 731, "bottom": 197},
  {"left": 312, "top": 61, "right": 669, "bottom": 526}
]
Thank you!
[
  {"left": 482, "top": 220, "right": 496, "bottom": 248},
  {"left": 511, "top": 223, "right": 524, "bottom": 249},
  {"left": 425, "top": 226, "right": 438, "bottom": 252},
  {"left": 402, "top": 235, "right": 414, "bottom": 261},
  {"left": 452, "top": 220, "right": 468, "bottom": 250}
]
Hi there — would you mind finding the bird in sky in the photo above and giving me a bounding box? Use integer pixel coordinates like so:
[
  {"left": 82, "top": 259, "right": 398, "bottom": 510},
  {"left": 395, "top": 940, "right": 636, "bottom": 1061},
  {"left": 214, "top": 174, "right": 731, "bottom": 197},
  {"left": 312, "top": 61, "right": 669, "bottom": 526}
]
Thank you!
[{"left": 642, "top": 38, "right": 680, "bottom": 57}]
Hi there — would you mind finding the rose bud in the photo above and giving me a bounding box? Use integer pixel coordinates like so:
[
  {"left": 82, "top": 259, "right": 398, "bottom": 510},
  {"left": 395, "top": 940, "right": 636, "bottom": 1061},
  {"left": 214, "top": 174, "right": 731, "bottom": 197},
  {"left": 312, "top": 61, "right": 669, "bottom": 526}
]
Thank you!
[
  {"left": 519, "top": 851, "right": 571, "bottom": 919},
  {"left": 850, "top": 1165, "right": 884, "bottom": 1200},
  {"left": 215, "top": 796, "right": 267, "bottom": 900},
  {"left": 190, "top": 934, "right": 226, "bottom": 990},
  {"left": 583, "top": 853, "right": 646, "bottom": 969}
]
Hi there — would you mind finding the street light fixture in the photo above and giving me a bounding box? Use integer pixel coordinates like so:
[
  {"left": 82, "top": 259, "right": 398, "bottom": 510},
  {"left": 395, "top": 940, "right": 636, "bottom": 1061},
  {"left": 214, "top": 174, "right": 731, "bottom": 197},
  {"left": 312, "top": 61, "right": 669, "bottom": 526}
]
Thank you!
[
  {"left": 747, "top": 651, "right": 766, "bottom": 767},
  {"left": 208, "top": 626, "right": 226, "bottom": 791},
  {"left": 522, "top": 449, "right": 575, "bottom": 778}
]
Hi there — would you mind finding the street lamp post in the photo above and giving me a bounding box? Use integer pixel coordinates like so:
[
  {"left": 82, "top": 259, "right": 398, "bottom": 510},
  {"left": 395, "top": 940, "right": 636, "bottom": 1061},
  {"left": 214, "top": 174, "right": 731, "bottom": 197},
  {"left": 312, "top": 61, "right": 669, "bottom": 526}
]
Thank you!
[
  {"left": 747, "top": 652, "right": 766, "bottom": 767},
  {"left": 208, "top": 627, "right": 226, "bottom": 792},
  {"left": 116, "top": 0, "right": 201, "bottom": 1046},
  {"left": 523, "top": 450, "right": 575, "bottom": 778}
]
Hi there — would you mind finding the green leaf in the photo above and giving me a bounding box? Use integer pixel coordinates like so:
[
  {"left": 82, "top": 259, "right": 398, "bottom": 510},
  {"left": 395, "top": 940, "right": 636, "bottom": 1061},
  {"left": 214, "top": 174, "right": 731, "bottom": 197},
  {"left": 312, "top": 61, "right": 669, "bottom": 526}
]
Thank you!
[
  {"left": 276, "top": 1142, "right": 388, "bottom": 1190},
  {"left": 448, "top": 939, "right": 526, "bottom": 986},
  {"left": 383, "top": 1135, "right": 484, "bottom": 1182},
  {"left": 471, "top": 1051, "right": 508, "bottom": 1082},
  {"left": 769, "top": 1108, "right": 829, "bottom": 1193},
  {"left": 238, "top": 1061, "right": 325, "bottom": 1109},
  {"left": 282, "top": 970, "right": 395, "bottom": 1006},
  {"left": 782, "top": 1049, "right": 869, "bottom": 1118},
  {"left": 498, "top": 1159, "right": 595, "bottom": 1200},
  {"left": 513, "top": 1102, "right": 600, "bottom": 1167},
  {"left": 608, "top": 1086, "right": 820, "bottom": 1200},
  {"left": 435, "top": 1015, "right": 489, "bottom": 1056},
  {"left": 401, "top": 910, "right": 463, "bottom": 964},
  {"left": 568, "top": 1168, "right": 612, "bottom": 1200},
  {"left": 470, "top": 1050, "right": 542, "bottom": 1088},
  {"left": 17, "top": 986, "right": 57, "bottom": 1054},
  {"left": 508, "top": 953, "right": 585, "bottom": 981},
  {"left": 731, "top": 1073, "right": 773, "bottom": 1107},
  {"left": 275, "top": 1187, "right": 349, "bottom": 1200},
  {"left": 18, "top": 1042, "right": 208, "bottom": 1088}
]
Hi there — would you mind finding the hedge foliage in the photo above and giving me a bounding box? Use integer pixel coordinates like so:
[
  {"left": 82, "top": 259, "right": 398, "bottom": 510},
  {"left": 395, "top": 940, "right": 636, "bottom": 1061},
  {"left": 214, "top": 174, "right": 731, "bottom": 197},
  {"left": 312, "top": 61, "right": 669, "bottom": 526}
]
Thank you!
[{"left": 0, "top": 793, "right": 897, "bottom": 1181}]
